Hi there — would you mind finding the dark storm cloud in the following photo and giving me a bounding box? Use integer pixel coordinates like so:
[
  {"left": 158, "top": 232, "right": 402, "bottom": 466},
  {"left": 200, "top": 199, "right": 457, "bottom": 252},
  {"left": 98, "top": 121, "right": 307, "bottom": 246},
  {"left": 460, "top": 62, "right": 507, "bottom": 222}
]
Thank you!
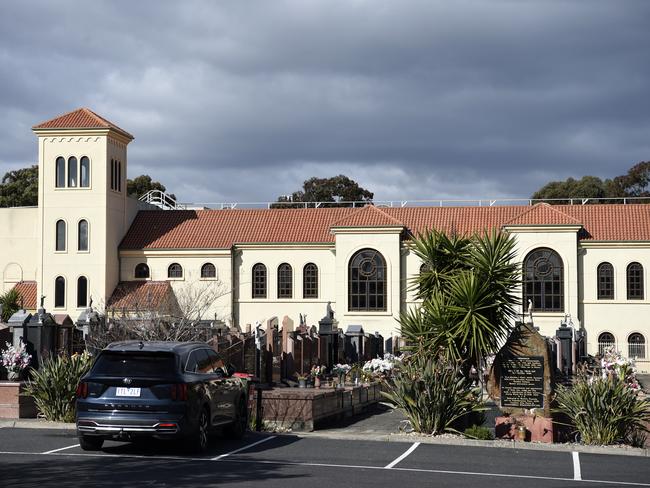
[{"left": 1, "top": 0, "right": 649, "bottom": 203}]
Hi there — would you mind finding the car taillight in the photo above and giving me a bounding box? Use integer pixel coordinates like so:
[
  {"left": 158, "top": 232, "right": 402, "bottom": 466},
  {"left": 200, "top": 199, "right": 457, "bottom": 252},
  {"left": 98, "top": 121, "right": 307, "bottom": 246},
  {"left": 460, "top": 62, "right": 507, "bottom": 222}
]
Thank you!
[
  {"left": 170, "top": 383, "right": 188, "bottom": 401},
  {"left": 76, "top": 382, "right": 88, "bottom": 399}
]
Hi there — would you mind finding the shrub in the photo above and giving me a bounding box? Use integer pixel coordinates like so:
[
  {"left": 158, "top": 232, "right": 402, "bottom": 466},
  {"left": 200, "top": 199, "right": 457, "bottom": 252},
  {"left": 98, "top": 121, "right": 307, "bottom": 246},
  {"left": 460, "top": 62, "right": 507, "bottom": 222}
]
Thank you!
[
  {"left": 554, "top": 372, "right": 650, "bottom": 446},
  {"left": 382, "top": 354, "right": 485, "bottom": 435},
  {"left": 464, "top": 424, "right": 494, "bottom": 440},
  {"left": 23, "top": 352, "right": 94, "bottom": 422}
]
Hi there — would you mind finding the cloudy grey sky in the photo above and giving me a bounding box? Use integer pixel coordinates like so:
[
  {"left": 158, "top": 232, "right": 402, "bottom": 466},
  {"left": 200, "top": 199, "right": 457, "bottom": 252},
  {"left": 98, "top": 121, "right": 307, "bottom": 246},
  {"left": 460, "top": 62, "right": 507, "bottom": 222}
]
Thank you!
[{"left": 1, "top": 0, "right": 648, "bottom": 204}]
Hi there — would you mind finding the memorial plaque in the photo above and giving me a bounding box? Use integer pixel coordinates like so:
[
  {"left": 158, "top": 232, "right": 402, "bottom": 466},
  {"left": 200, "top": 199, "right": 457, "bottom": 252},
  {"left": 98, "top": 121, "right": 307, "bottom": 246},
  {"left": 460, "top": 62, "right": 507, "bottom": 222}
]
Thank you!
[{"left": 500, "top": 355, "right": 544, "bottom": 409}]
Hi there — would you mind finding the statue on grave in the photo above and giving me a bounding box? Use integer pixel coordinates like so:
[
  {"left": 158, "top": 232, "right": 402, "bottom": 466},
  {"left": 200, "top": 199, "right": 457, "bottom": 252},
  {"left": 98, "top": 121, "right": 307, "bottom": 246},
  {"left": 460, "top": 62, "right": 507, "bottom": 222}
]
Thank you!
[
  {"left": 299, "top": 313, "right": 307, "bottom": 328},
  {"left": 527, "top": 299, "right": 533, "bottom": 324},
  {"left": 326, "top": 301, "right": 334, "bottom": 319},
  {"left": 89, "top": 296, "right": 93, "bottom": 309},
  {"left": 40, "top": 295, "right": 46, "bottom": 308}
]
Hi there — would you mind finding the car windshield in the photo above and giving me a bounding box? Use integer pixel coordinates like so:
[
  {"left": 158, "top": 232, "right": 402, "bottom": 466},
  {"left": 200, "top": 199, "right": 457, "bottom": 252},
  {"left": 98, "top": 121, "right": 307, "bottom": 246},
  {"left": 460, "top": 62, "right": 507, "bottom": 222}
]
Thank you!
[{"left": 92, "top": 352, "right": 177, "bottom": 376}]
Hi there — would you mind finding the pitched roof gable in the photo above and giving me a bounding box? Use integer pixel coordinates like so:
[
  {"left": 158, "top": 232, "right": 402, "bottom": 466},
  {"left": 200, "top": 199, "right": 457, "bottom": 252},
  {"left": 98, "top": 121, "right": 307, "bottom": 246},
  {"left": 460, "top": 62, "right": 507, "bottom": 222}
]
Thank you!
[
  {"left": 32, "top": 108, "right": 134, "bottom": 139},
  {"left": 503, "top": 203, "right": 582, "bottom": 226},
  {"left": 107, "top": 281, "right": 177, "bottom": 312},
  {"left": 330, "top": 205, "right": 404, "bottom": 228},
  {"left": 119, "top": 204, "right": 650, "bottom": 250},
  {"left": 12, "top": 281, "right": 37, "bottom": 310}
]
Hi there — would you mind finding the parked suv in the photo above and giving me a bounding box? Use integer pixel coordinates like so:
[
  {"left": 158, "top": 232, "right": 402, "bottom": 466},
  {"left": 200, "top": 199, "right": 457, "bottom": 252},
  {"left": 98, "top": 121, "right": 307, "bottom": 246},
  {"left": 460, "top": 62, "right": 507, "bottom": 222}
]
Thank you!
[{"left": 75, "top": 341, "right": 249, "bottom": 453}]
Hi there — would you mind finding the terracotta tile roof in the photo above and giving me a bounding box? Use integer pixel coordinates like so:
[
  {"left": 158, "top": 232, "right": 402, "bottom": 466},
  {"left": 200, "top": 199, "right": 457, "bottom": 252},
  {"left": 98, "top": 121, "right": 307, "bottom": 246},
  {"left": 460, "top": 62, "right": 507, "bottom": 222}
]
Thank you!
[
  {"left": 119, "top": 204, "right": 650, "bottom": 250},
  {"left": 12, "top": 281, "right": 37, "bottom": 310},
  {"left": 107, "top": 281, "right": 177, "bottom": 312},
  {"left": 503, "top": 203, "right": 582, "bottom": 226},
  {"left": 32, "top": 108, "right": 134, "bottom": 139},
  {"left": 330, "top": 205, "right": 404, "bottom": 228}
]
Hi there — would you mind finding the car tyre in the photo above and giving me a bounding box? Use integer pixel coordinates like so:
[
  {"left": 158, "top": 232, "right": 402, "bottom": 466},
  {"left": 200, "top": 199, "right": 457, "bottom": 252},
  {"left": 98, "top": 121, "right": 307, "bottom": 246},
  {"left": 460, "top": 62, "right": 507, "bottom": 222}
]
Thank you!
[
  {"left": 224, "top": 398, "right": 248, "bottom": 440},
  {"left": 185, "top": 407, "right": 210, "bottom": 454},
  {"left": 78, "top": 435, "right": 104, "bottom": 451}
]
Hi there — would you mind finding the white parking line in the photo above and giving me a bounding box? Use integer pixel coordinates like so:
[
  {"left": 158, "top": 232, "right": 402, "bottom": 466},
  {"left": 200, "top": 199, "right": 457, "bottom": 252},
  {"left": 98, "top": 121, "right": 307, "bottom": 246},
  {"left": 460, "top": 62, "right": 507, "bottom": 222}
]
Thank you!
[
  {"left": 1, "top": 449, "right": 650, "bottom": 486},
  {"left": 211, "top": 436, "right": 276, "bottom": 461},
  {"left": 384, "top": 442, "right": 420, "bottom": 469},
  {"left": 42, "top": 444, "right": 80, "bottom": 454},
  {"left": 573, "top": 451, "right": 582, "bottom": 481}
]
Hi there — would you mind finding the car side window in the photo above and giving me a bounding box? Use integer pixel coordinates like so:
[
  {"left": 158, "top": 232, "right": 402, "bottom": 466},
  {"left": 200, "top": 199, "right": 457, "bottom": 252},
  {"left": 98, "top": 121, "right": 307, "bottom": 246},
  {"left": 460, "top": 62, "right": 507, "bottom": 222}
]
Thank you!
[
  {"left": 185, "top": 349, "right": 210, "bottom": 373},
  {"left": 196, "top": 349, "right": 213, "bottom": 374},
  {"left": 206, "top": 349, "right": 225, "bottom": 375}
]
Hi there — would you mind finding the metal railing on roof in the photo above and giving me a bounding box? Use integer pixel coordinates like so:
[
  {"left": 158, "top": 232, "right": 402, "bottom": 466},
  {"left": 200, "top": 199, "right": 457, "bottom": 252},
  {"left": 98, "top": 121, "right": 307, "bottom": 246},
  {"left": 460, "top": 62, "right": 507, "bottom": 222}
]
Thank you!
[
  {"left": 139, "top": 190, "right": 186, "bottom": 210},
  {"left": 173, "top": 196, "right": 650, "bottom": 210}
]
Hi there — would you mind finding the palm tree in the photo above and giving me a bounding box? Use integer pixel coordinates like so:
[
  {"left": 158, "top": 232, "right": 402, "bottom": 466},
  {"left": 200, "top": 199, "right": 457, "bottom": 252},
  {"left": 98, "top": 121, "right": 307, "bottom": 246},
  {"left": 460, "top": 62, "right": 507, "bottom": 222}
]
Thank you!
[
  {"left": 0, "top": 288, "right": 21, "bottom": 322},
  {"left": 401, "top": 229, "right": 520, "bottom": 370}
]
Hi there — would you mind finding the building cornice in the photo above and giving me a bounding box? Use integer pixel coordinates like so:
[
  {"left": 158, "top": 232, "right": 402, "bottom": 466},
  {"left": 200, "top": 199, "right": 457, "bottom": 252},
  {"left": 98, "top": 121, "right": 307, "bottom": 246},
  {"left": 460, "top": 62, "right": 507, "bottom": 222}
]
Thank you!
[
  {"left": 579, "top": 240, "right": 650, "bottom": 249},
  {"left": 234, "top": 242, "right": 335, "bottom": 250},
  {"left": 33, "top": 127, "right": 133, "bottom": 144},
  {"left": 502, "top": 224, "right": 583, "bottom": 233},
  {"left": 330, "top": 226, "right": 404, "bottom": 235},
  {"left": 120, "top": 249, "right": 232, "bottom": 258}
]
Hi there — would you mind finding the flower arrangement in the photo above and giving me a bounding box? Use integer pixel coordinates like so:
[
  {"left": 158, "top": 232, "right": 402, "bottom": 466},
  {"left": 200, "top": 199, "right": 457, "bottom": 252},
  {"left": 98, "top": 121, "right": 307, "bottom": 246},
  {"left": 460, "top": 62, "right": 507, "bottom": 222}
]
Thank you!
[
  {"left": 2, "top": 340, "right": 31, "bottom": 379},
  {"left": 310, "top": 365, "right": 325, "bottom": 378},
  {"left": 332, "top": 363, "right": 351, "bottom": 376},
  {"left": 362, "top": 353, "right": 403, "bottom": 377},
  {"left": 598, "top": 347, "right": 641, "bottom": 392}
]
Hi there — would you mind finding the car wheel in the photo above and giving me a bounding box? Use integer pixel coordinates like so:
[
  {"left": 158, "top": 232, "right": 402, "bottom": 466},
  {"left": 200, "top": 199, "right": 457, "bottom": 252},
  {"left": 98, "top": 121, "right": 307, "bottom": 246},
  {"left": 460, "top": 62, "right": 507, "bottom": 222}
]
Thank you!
[
  {"left": 224, "top": 398, "right": 248, "bottom": 440},
  {"left": 186, "top": 407, "right": 210, "bottom": 454},
  {"left": 78, "top": 435, "right": 104, "bottom": 451}
]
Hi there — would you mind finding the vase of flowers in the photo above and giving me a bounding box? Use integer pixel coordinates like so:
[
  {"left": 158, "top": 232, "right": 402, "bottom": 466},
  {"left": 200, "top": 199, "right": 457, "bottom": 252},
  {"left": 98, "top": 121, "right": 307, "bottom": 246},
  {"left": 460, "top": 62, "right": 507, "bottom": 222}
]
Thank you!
[
  {"left": 2, "top": 340, "right": 31, "bottom": 382},
  {"left": 295, "top": 372, "right": 308, "bottom": 388},
  {"left": 311, "top": 365, "right": 325, "bottom": 388},
  {"left": 332, "top": 363, "right": 351, "bottom": 388}
]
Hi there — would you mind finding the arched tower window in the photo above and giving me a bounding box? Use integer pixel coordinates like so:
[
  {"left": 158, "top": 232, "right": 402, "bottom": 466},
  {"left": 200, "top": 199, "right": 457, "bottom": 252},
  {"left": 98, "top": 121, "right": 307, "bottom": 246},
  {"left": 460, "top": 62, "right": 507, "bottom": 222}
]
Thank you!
[
  {"left": 523, "top": 248, "right": 564, "bottom": 312},
  {"left": 626, "top": 262, "right": 644, "bottom": 300},
  {"left": 77, "top": 276, "right": 88, "bottom": 308},
  {"left": 348, "top": 249, "right": 387, "bottom": 311},
  {"left": 55, "top": 276, "right": 65, "bottom": 308},
  {"left": 252, "top": 263, "right": 267, "bottom": 299},
  {"left": 135, "top": 263, "right": 150, "bottom": 279},
  {"left": 80, "top": 156, "right": 90, "bottom": 188},
  {"left": 303, "top": 263, "right": 318, "bottom": 299},
  {"left": 168, "top": 263, "right": 183, "bottom": 279},
  {"left": 67, "top": 156, "right": 77, "bottom": 187},
  {"left": 597, "top": 262, "right": 614, "bottom": 299},
  {"left": 56, "top": 220, "right": 66, "bottom": 251},
  {"left": 628, "top": 333, "right": 646, "bottom": 359},
  {"left": 597, "top": 332, "right": 615, "bottom": 355},
  {"left": 277, "top": 263, "right": 293, "bottom": 299},
  {"left": 56, "top": 157, "right": 65, "bottom": 188},
  {"left": 78, "top": 220, "right": 89, "bottom": 251},
  {"left": 201, "top": 263, "right": 216, "bottom": 278}
]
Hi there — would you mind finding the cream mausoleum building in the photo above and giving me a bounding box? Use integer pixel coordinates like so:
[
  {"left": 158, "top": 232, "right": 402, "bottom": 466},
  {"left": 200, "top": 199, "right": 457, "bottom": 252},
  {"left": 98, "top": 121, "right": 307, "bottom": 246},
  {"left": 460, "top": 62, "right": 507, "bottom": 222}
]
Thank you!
[{"left": 1, "top": 108, "right": 649, "bottom": 371}]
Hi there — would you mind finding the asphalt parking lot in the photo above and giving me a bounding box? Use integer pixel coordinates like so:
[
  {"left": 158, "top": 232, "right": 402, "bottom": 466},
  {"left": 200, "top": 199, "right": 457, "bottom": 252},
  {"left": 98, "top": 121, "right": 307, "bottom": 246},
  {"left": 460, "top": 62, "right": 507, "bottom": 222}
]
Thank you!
[{"left": 1, "top": 427, "right": 649, "bottom": 487}]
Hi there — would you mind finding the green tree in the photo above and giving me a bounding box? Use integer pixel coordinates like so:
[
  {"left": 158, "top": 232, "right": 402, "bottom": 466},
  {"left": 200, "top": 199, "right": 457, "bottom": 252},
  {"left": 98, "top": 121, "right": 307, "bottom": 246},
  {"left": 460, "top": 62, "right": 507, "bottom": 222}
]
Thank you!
[
  {"left": 127, "top": 174, "right": 175, "bottom": 200},
  {"left": 400, "top": 229, "right": 520, "bottom": 370},
  {"left": 275, "top": 175, "right": 373, "bottom": 207},
  {"left": 0, "top": 165, "right": 38, "bottom": 207},
  {"left": 613, "top": 161, "right": 650, "bottom": 197},
  {"left": 0, "top": 288, "right": 21, "bottom": 322}
]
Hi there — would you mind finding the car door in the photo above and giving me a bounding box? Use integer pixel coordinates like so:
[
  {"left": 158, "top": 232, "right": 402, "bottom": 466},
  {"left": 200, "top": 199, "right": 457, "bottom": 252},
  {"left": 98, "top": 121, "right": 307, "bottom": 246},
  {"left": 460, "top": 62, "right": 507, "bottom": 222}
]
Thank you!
[{"left": 205, "top": 349, "right": 238, "bottom": 424}]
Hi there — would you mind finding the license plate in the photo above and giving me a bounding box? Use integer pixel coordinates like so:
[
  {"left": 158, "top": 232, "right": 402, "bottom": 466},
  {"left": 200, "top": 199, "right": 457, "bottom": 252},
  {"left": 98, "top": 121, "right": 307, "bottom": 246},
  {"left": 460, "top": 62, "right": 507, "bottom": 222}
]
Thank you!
[{"left": 116, "top": 387, "right": 141, "bottom": 397}]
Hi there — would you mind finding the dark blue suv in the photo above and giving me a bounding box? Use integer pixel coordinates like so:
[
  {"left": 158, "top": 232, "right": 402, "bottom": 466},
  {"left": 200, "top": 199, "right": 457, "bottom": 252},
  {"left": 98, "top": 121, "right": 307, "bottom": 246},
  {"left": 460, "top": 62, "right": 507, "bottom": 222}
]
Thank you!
[{"left": 75, "top": 341, "right": 249, "bottom": 453}]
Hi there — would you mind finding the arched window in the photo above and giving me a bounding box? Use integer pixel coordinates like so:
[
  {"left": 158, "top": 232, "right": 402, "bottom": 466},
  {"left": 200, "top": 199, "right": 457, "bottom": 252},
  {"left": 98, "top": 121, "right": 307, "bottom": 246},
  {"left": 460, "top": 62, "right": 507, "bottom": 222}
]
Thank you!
[
  {"left": 597, "top": 262, "right": 614, "bottom": 299},
  {"left": 135, "top": 263, "right": 150, "bottom": 279},
  {"left": 348, "top": 248, "right": 387, "bottom": 311},
  {"left": 252, "top": 263, "right": 267, "bottom": 299},
  {"left": 523, "top": 248, "right": 564, "bottom": 312},
  {"left": 78, "top": 220, "right": 89, "bottom": 251},
  {"left": 597, "top": 332, "right": 615, "bottom": 355},
  {"left": 56, "top": 220, "right": 66, "bottom": 251},
  {"left": 201, "top": 263, "right": 216, "bottom": 278},
  {"left": 168, "top": 263, "right": 183, "bottom": 279},
  {"left": 77, "top": 276, "right": 88, "bottom": 308},
  {"left": 303, "top": 263, "right": 318, "bottom": 299},
  {"left": 277, "top": 263, "right": 293, "bottom": 299},
  {"left": 80, "top": 156, "right": 90, "bottom": 188},
  {"left": 628, "top": 333, "right": 646, "bottom": 359},
  {"left": 626, "top": 262, "right": 644, "bottom": 300},
  {"left": 56, "top": 157, "right": 65, "bottom": 188},
  {"left": 55, "top": 276, "right": 65, "bottom": 308},
  {"left": 67, "top": 156, "right": 77, "bottom": 187}
]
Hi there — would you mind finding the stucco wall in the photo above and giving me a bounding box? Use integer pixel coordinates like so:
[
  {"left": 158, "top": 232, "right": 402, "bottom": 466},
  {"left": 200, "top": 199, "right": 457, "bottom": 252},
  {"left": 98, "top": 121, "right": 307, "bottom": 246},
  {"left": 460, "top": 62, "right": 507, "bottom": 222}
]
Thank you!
[{"left": 0, "top": 207, "right": 39, "bottom": 292}]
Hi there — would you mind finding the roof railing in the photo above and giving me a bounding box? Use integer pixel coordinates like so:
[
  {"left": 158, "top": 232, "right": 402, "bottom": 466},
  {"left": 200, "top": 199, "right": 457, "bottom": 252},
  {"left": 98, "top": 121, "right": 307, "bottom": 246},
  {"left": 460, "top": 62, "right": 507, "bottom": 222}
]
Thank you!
[
  {"left": 173, "top": 196, "right": 650, "bottom": 210},
  {"left": 139, "top": 190, "right": 185, "bottom": 210}
]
